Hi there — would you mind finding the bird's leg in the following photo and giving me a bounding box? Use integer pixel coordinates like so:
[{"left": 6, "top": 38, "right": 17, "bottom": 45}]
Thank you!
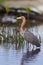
[
  {"left": 29, "top": 43, "right": 31, "bottom": 49},
  {"left": 26, "top": 42, "right": 30, "bottom": 51},
  {"left": 32, "top": 45, "right": 34, "bottom": 51}
]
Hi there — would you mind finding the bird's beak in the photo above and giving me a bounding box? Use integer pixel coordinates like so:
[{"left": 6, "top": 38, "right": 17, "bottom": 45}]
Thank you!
[{"left": 16, "top": 17, "right": 21, "bottom": 20}]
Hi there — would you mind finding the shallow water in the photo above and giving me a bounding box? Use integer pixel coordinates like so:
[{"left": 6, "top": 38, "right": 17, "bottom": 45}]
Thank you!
[{"left": 0, "top": 25, "right": 43, "bottom": 65}]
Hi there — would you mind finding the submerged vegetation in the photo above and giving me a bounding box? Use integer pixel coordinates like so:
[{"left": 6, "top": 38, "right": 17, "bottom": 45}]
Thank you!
[
  {"left": 0, "top": 26, "right": 25, "bottom": 49},
  {"left": 0, "top": 26, "right": 24, "bottom": 44}
]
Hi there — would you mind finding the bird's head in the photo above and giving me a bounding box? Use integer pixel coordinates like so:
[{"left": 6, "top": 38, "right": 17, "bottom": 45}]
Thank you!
[
  {"left": 16, "top": 16, "right": 26, "bottom": 31},
  {"left": 16, "top": 16, "right": 26, "bottom": 20},
  {"left": 17, "top": 16, "right": 21, "bottom": 20}
]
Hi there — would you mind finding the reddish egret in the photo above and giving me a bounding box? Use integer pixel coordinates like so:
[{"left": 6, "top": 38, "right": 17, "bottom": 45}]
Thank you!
[{"left": 17, "top": 16, "right": 41, "bottom": 47}]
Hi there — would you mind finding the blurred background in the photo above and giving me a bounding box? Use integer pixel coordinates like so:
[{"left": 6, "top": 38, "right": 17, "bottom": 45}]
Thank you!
[{"left": 0, "top": 0, "right": 43, "bottom": 65}]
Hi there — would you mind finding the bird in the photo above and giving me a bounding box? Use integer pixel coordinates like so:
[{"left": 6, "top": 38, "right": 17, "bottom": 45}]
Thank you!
[{"left": 16, "top": 16, "right": 41, "bottom": 47}]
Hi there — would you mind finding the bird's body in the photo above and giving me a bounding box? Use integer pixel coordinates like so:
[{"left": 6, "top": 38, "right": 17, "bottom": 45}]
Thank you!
[
  {"left": 17, "top": 16, "right": 41, "bottom": 47},
  {"left": 24, "top": 30, "right": 40, "bottom": 47}
]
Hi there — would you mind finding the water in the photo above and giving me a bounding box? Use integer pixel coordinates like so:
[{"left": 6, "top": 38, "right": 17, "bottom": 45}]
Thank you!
[{"left": 0, "top": 25, "right": 43, "bottom": 65}]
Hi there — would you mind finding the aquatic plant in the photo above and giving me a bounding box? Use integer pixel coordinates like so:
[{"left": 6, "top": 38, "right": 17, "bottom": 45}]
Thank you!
[
  {"left": 7, "top": 34, "right": 11, "bottom": 43},
  {"left": 2, "top": 26, "right": 7, "bottom": 42},
  {"left": 26, "top": 7, "right": 31, "bottom": 12},
  {"left": 19, "top": 34, "right": 24, "bottom": 43},
  {"left": 15, "top": 32, "right": 24, "bottom": 49},
  {"left": 6, "top": 6, "right": 10, "bottom": 13}
]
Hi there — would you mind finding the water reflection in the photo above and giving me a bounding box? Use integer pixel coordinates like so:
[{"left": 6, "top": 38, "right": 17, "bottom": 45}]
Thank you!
[{"left": 21, "top": 48, "right": 40, "bottom": 65}]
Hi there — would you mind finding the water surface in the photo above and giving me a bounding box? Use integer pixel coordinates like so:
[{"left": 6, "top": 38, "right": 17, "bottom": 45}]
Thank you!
[{"left": 0, "top": 25, "right": 43, "bottom": 65}]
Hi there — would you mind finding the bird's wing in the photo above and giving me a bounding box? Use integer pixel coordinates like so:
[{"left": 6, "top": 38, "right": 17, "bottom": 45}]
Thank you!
[{"left": 24, "top": 31, "right": 40, "bottom": 46}]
